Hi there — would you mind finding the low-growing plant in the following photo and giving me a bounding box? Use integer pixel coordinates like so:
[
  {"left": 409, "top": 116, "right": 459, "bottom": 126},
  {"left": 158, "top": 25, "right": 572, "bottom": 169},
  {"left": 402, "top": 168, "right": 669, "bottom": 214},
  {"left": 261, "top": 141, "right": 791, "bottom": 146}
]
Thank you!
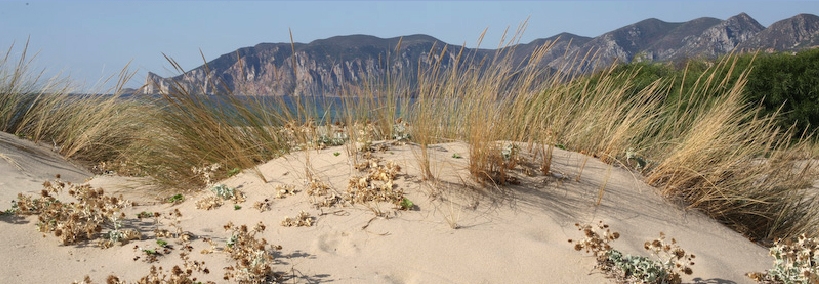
[
  {"left": 227, "top": 167, "right": 241, "bottom": 177},
  {"left": 281, "top": 211, "right": 314, "bottom": 227},
  {"left": 14, "top": 179, "right": 140, "bottom": 247},
  {"left": 152, "top": 209, "right": 186, "bottom": 242},
  {"left": 392, "top": 118, "right": 411, "bottom": 141},
  {"left": 317, "top": 133, "right": 347, "bottom": 147},
  {"left": 211, "top": 184, "right": 236, "bottom": 200},
  {"left": 398, "top": 198, "right": 414, "bottom": 210},
  {"left": 108, "top": 265, "right": 208, "bottom": 284},
  {"left": 345, "top": 159, "right": 404, "bottom": 210},
  {"left": 333, "top": 152, "right": 341, "bottom": 157},
  {"left": 195, "top": 196, "right": 224, "bottom": 210},
  {"left": 748, "top": 234, "right": 819, "bottom": 284},
  {"left": 168, "top": 193, "right": 184, "bottom": 204},
  {"left": 222, "top": 222, "right": 283, "bottom": 283},
  {"left": 253, "top": 199, "right": 272, "bottom": 212},
  {"left": 195, "top": 184, "right": 246, "bottom": 211},
  {"left": 569, "top": 222, "right": 694, "bottom": 284},
  {"left": 275, "top": 184, "right": 297, "bottom": 199},
  {"left": 136, "top": 211, "right": 155, "bottom": 219},
  {"left": 305, "top": 178, "right": 341, "bottom": 208},
  {"left": 191, "top": 163, "right": 223, "bottom": 186}
]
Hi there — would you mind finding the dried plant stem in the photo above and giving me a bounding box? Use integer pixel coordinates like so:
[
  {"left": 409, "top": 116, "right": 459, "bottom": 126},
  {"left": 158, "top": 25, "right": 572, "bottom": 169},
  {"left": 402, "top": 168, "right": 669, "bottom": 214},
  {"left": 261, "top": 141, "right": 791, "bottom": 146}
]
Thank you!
[
  {"left": 576, "top": 155, "right": 589, "bottom": 182},
  {"left": 596, "top": 164, "right": 612, "bottom": 206}
]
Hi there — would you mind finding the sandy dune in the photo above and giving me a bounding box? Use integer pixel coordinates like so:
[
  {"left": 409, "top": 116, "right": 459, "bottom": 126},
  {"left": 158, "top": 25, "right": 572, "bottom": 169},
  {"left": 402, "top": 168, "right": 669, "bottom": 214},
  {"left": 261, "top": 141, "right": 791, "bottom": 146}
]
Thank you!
[{"left": 0, "top": 131, "right": 772, "bottom": 283}]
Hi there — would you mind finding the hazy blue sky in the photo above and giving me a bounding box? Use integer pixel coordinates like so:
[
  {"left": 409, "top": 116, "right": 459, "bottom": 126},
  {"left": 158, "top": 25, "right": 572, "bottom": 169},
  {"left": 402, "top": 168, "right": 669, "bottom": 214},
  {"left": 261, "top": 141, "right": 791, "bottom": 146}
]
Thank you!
[{"left": 1, "top": 1, "right": 816, "bottom": 90}]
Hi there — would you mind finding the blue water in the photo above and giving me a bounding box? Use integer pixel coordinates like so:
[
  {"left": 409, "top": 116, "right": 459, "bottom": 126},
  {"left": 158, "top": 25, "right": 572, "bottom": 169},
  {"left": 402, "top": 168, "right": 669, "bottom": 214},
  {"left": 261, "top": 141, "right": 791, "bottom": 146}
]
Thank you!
[{"left": 145, "top": 94, "right": 415, "bottom": 125}]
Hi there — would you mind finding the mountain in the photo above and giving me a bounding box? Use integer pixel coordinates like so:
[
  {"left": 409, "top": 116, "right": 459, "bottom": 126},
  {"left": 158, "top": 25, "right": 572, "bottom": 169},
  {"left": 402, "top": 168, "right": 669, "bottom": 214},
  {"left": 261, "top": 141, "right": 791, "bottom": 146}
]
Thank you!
[
  {"left": 675, "top": 13, "right": 765, "bottom": 58},
  {"left": 736, "top": 13, "right": 819, "bottom": 51},
  {"left": 143, "top": 13, "right": 819, "bottom": 96},
  {"left": 548, "top": 17, "right": 688, "bottom": 72},
  {"left": 549, "top": 13, "right": 765, "bottom": 73},
  {"left": 144, "top": 34, "right": 495, "bottom": 96}
]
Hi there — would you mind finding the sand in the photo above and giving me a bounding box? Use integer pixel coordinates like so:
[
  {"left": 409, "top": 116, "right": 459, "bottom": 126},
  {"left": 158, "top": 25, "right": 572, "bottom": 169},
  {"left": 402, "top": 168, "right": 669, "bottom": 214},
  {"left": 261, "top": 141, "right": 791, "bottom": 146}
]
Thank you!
[{"left": 0, "top": 131, "right": 773, "bottom": 283}]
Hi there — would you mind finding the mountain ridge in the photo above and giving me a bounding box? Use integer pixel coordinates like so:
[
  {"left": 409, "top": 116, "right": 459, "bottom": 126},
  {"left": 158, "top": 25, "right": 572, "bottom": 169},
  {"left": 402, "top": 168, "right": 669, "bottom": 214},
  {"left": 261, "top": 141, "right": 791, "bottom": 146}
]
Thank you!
[{"left": 143, "top": 12, "right": 819, "bottom": 96}]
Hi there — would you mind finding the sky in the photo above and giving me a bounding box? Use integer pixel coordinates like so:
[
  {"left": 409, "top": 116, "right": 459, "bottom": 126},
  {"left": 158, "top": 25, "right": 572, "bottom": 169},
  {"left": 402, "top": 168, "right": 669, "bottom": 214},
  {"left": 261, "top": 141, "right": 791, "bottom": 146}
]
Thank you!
[{"left": 1, "top": 1, "right": 817, "bottom": 91}]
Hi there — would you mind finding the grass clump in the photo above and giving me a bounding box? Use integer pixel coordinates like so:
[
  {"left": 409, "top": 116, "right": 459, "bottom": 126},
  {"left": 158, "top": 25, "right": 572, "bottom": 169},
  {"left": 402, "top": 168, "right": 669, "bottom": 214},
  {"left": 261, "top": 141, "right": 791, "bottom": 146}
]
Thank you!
[
  {"left": 126, "top": 54, "right": 300, "bottom": 190},
  {"left": 0, "top": 41, "right": 152, "bottom": 168},
  {"left": 640, "top": 56, "right": 819, "bottom": 241},
  {"left": 569, "top": 221, "right": 695, "bottom": 284}
]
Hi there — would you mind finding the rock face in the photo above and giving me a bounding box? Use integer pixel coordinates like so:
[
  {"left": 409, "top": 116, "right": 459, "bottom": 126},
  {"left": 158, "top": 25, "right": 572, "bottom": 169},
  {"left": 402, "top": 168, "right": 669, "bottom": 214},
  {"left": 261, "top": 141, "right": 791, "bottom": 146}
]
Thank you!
[
  {"left": 549, "top": 13, "right": 766, "bottom": 73},
  {"left": 143, "top": 13, "right": 819, "bottom": 96},
  {"left": 676, "top": 13, "right": 765, "bottom": 58},
  {"left": 737, "top": 13, "right": 819, "bottom": 52},
  {"left": 145, "top": 35, "right": 491, "bottom": 96}
]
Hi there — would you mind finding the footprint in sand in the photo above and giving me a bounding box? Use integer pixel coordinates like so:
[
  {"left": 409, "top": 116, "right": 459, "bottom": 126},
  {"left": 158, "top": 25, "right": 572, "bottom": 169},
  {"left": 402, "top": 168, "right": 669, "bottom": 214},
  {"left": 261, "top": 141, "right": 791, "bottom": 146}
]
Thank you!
[{"left": 312, "top": 231, "right": 360, "bottom": 257}]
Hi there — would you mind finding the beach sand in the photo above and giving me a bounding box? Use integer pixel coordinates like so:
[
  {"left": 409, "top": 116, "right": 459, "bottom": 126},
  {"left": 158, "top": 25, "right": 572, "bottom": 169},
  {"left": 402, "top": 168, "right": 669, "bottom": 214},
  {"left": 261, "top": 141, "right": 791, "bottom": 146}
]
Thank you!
[{"left": 0, "top": 131, "right": 771, "bottom": 283}]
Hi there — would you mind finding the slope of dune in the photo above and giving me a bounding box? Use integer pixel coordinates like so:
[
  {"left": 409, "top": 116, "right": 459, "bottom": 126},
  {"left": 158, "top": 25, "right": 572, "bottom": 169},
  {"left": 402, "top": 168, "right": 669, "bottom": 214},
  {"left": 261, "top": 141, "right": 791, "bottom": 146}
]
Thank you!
[{"left": 0, "top": 134, "right": 772, "bottom": 283}]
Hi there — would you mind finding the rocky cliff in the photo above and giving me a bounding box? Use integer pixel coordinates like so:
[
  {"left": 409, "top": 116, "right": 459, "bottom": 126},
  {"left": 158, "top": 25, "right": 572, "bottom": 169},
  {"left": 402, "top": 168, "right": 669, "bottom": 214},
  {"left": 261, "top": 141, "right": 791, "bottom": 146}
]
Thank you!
[
  {"left": 143, "top": 13, "right": 819, "bottom": 96},
  {"left": 737, "top": 13, "right": 819, "bottom": 52}
]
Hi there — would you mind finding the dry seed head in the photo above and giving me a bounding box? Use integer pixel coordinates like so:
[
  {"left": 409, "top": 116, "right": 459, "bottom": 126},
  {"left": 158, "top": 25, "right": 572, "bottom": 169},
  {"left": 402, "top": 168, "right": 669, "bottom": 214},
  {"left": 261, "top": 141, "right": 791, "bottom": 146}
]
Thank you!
[
  {"left": 254, "top": 222, "right": 266, "bottom": 232},
  {"left": 674, "top": 248, "right": 686, "bottom": 258}
]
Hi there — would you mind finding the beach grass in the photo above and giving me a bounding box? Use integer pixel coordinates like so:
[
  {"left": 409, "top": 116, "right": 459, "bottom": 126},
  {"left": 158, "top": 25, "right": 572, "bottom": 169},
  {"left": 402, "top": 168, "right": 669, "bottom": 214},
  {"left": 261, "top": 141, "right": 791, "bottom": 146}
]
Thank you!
[
  {"left": 2, "top": 34, "right": 817, "bottom": 243},
  {"left": 0, "top": 41, "right": 151, "bottom": 165}
]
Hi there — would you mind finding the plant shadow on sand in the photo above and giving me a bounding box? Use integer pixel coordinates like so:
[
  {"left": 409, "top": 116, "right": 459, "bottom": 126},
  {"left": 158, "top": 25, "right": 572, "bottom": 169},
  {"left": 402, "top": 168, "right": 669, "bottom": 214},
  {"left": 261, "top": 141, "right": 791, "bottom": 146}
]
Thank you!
[
  {"left": 275, "top": 250, "right": 333, "bottom": 284},
  {"left": 692, "top": 278, "right": 738, "bottom": 284},
  {"left": 0, "top": 213, "right": 28, "bottom": 224}
]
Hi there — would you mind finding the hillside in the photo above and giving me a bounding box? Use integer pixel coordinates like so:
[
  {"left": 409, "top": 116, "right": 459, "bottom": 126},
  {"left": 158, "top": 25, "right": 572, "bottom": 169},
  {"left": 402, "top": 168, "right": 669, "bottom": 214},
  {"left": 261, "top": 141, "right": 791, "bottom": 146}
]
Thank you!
[{"left": 143, "top": 13, "right": 819, "bottom": 96}]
